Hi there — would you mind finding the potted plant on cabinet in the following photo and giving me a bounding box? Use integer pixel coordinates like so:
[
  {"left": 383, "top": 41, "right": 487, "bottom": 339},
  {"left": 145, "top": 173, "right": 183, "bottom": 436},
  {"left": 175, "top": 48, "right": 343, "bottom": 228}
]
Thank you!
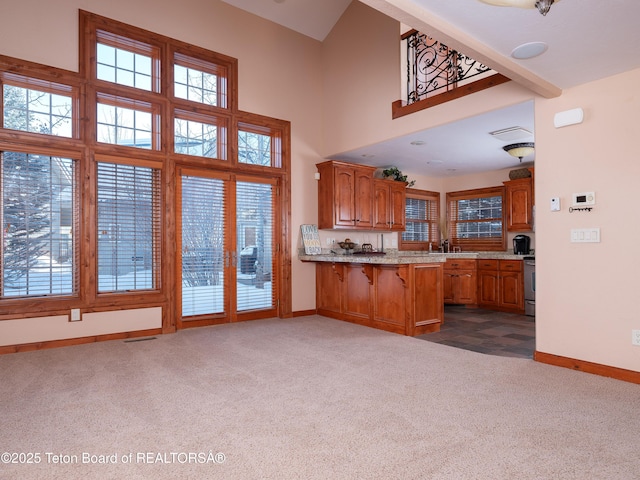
[{"left": 382, "top": 166, "right": 416, "bottom": 187}]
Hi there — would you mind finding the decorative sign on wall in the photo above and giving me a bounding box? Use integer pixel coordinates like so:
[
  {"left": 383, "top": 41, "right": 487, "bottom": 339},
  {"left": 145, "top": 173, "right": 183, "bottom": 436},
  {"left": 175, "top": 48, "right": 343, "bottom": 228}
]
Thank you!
[{"left": 300, "top": 224, "right": 322, "bottom": 255}]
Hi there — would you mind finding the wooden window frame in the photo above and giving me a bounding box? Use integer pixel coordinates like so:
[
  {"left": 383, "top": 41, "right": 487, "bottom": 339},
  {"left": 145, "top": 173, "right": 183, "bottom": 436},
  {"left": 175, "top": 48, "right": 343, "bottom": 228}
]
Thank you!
[
  {"left": 173, "top": 109, "right": 228, "bottom": 161},
  {"left": 96, "top": 93, "right": 162, "bottom": 150},
  {"left": 173, "top": 52, "right": 229, "bottom": 109},
  {"left": 0, "top": 10, "right": 293, "bottom": 329},
  {"left": 1, "top": 72, "right": 80, "bottom": 140},
  {"left": 237, "top": 121, "right": 283, "bottom": 169},
  {"left": 95, "top": 158, "right": 162, "bottom": 295},
  {"left": 0, "top": 151, "right": 80, "bottom": 299},
  {"left": 399, "top": 188, "right": 440, "bottom": 251},
  {"left": 94, "top": 28, "right": 162, "bottom": 94},
  {"left": 446, "top": 186, "right": 506, "bottom": 252}
]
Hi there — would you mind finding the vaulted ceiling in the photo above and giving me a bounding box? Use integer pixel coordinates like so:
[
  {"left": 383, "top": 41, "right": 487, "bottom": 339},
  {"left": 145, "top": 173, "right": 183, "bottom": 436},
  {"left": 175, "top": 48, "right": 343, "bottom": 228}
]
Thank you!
[{"left": 221, "top": 0, "right": 640, "bottom": 176}]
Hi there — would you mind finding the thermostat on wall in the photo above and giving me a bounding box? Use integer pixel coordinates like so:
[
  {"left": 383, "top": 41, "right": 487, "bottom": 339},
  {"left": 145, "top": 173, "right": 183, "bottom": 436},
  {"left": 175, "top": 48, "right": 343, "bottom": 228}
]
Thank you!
[{"left": 572, "top": 191, "right": 595, "bottom": 207}]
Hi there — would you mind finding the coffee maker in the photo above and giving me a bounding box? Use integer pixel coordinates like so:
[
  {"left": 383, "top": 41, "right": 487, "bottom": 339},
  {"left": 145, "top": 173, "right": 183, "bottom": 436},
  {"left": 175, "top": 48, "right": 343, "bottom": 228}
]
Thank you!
[{"left": 513, "top": 235, "right": 531, "bottom": 255}]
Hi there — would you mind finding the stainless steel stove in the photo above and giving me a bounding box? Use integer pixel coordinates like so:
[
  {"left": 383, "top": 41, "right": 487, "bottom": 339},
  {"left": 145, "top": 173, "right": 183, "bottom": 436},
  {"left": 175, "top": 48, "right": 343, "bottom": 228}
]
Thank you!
[{"left": 524, "top": 256, "right": 535, "bottom": 317}]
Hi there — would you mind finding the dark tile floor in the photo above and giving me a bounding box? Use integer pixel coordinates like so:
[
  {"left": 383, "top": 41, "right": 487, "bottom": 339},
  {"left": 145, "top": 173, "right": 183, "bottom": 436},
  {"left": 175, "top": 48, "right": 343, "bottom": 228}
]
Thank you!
[{"left": 417, "top": 305, "right": 535, "bottom": 359}]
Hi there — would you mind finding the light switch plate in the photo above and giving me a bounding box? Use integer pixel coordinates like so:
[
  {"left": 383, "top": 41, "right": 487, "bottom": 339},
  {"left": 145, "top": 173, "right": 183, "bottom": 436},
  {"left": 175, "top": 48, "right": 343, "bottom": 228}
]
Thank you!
[
  {"left": 550, "top": 197, "right": 560, "bottom": 211},
  {"left": 570, "top": 228, "right": 600, "bottom": 243}
]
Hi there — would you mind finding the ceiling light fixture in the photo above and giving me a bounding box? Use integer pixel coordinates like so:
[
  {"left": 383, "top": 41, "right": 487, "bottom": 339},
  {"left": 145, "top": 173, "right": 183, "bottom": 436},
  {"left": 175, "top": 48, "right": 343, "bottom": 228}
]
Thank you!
[
  {"left": 503, "top": 142, "right": 534, "bottom": 162},
  {"left": 478, "top": 0, "right": 558, "bottom": 16}
]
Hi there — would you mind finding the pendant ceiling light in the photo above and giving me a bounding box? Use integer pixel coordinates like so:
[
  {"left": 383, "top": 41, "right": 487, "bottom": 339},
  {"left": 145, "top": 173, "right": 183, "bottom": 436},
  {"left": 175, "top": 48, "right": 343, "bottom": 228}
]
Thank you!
[
  {"left": 503, "top": 143, "right": 535, "bottom": 162},
  {"left": 478, "top": 0, "right": 558, "bottom": 16}
]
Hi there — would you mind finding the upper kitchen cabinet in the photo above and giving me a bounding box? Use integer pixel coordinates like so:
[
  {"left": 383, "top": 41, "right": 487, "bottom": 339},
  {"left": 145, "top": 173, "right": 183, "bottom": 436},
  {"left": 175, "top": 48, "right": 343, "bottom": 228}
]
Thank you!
[
  {"left": 317, "top": 161, "right": 374, "bottom": 229},
  {"left": 503, "top": 171, "right": 534, "bottom": 232},
  {"left": 317, "top": 160, "right": 406, "bottom": 231},
  {"left": 373, "top": 179, "right": 406, "bottom": 231}
]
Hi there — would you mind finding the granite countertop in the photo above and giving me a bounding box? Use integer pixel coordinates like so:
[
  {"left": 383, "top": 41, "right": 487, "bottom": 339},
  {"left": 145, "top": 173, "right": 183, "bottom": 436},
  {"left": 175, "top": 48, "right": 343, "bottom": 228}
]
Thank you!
[{"left": 298, "top": 249, "right": 527, "bottom": 264}]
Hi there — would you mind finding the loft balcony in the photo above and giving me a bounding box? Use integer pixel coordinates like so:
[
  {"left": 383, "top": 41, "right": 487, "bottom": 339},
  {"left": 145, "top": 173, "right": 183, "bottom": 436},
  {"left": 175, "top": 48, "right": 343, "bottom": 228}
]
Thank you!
[{"left": 393, "top": 30, "right": 510, "bottom": 119}]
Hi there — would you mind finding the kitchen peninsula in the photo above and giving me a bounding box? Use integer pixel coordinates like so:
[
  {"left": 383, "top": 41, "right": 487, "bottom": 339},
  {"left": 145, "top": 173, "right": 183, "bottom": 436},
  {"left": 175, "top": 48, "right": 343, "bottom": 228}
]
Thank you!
[
  {"left": 300, "top": 251, "right": 443, "bottom": 336},
  {"left": 300, "top": 251, "right": 526, "bottom": 336}
]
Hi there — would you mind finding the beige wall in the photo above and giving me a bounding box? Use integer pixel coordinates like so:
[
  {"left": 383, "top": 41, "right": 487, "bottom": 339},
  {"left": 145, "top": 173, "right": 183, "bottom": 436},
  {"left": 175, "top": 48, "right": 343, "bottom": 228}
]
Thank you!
[{"left": 534, "top": 69, "right": 640, "bottom": 371}]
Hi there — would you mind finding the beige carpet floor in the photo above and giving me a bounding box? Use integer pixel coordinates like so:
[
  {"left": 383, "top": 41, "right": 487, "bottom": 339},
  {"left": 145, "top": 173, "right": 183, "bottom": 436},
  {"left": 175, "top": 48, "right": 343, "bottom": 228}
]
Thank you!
[{"left": 1, "top": 315, "right": 639, "bottom": 479}]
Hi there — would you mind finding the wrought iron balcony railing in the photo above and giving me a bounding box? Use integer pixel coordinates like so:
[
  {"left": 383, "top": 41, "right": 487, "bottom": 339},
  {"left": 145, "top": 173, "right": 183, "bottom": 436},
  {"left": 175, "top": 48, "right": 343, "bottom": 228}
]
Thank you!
[{"left": 403, "top": 29, "right": 495, "bottom": 105}]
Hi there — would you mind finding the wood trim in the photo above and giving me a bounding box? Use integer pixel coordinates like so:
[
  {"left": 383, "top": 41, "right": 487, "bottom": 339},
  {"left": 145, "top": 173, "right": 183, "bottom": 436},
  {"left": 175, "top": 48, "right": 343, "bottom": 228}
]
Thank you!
[
  {"left": 392, "top": 74, "right": 511, "bottom": 119},
  {"left": 291, "top": 309, "right": 317, "bottom": 318},
  {"left": 535, "top": 351, "right": 640, "bottom": 385},
  {"left": 0, "top": 328, "right": 162, "bottom": 355}
]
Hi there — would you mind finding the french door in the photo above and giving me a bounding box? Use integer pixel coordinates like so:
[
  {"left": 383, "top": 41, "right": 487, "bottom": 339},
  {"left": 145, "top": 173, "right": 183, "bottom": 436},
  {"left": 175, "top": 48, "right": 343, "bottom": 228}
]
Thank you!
[{"left": 177, "top": 168, "right": 279, "bottom": 327}]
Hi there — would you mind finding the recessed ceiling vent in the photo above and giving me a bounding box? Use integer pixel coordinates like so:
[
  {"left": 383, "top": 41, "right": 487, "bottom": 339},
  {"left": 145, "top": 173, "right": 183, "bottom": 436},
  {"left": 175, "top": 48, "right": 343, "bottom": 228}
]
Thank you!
[{"left": 489, "top": 126, "right": 532, "bottom": 142}]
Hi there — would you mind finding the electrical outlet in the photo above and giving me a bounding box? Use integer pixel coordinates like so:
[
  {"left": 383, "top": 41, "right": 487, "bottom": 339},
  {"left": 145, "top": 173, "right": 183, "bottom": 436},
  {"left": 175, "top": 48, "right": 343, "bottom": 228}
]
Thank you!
[
  {"left": 632, "top": 330, "right": 640, "bottom": 346},
  {"left": 70, "top": 308, "right": 81, "bottom": 322}
]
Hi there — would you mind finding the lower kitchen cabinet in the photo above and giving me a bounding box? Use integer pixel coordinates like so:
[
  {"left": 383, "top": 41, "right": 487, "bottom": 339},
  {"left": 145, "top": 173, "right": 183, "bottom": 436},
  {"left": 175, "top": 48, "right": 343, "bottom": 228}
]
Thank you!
[
  {"left": 477, "top": 259, "right": 524, "bottom": 314},
  {"left": 316, "top": 261, "right": 443, "bottom": 336},
  {"left": 343, "top": 264, "right": 372, "bottom": 321},
  {"left": 477, "top": 262, "right": 499, "bottom": 308},
  {"left": 443, "top": 259, "right": 477, "bottom": 305}
]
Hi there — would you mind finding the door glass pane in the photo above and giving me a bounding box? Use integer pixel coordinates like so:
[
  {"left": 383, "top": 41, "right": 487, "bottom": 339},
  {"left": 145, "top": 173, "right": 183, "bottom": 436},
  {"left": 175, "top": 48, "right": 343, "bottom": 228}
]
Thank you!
[
  {"left": 236, "top": 181, "right": 275, "bottom": 312},
  {"left": 181, "top": 176, "right": 226, "bottom": 316}
]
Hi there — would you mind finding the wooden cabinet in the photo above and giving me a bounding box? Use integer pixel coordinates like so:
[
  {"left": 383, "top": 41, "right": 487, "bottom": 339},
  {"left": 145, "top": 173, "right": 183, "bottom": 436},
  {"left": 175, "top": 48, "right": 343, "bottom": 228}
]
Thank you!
[
  {"left": 477, "top": 259, "right": 524, "bottom": 313},
  {"left": 504, "top": 177, "right": 533, "bottom": 232},
  {"left": 316, "top": 262, "right": 344, "bottom": 315},
  {"left": 498, "top": 260, "right": 524, "bottom": 311},
  {"left": 342, "top": 264, "right": 372, "bottom": 321},
  {"left": 315, "top": 261, "right": 443, "bottom": 336},
  {"left": 443, "top": 259, "right": 477, "bottom": 305},
  {"left": 373, "top": 179, "right": 406, "bottom": 231},
  {"left": 317, "top": 161, "right": 374, "bottom": 229},
  {"left": 317, "top": 160, "right": 405, "bottom": 231},
  {"left": 477, "top": 260, "right": 499, "bottom": 308}
]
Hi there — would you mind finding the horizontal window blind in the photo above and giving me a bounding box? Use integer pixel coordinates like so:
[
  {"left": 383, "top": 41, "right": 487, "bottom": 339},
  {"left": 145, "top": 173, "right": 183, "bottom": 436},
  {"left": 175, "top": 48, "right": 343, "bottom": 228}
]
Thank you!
[
  {"left": 447, "top": 187, "right": 505, "bottom": 251},
  {"left": 181, "top": 175, "right": 226, "bottom": 317},
  {"left": 400, "top": 189, "right": 439, "bottom": 251},
  {"left": 97, "top": 162, "right": 160, "bottom": 293},
  {"left": 236, "top": 181, "right": 275, "bottom": 312}
]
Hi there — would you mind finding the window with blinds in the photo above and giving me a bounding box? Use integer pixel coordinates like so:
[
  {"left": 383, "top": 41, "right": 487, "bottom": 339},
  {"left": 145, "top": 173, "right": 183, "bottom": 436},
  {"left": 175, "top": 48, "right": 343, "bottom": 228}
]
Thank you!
[
  {"left": 96, "top": 161, "right": 161, "bottom": 293},
  {"left": 1, "top": 151, "right": 77, "bottom": 297},
  {"left": 236, "top": 181, "right": 275, "bottom": 312},
  {"left": 446, "top": 186, "right": 506, "bottom": 251},
  {"left": 399, "top": 189, "right": 440, "bottom": 251}
]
